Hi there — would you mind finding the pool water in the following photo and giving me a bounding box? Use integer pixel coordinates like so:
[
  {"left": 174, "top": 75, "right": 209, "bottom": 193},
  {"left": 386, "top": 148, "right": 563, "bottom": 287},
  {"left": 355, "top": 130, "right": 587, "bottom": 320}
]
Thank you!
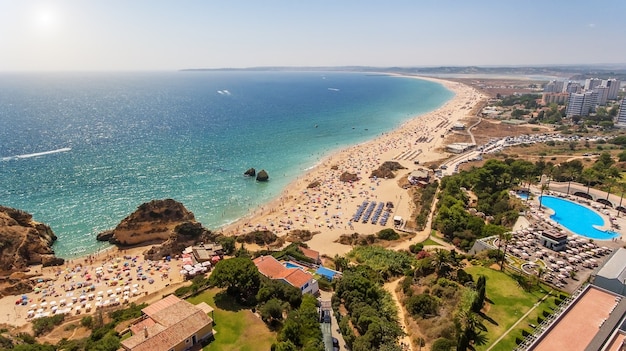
[
  {"left": 284, "top": 262, "right": 305, "bottom": 270},
  {"left": 539, "top": 195, "right": 619, "bottom": 240}
]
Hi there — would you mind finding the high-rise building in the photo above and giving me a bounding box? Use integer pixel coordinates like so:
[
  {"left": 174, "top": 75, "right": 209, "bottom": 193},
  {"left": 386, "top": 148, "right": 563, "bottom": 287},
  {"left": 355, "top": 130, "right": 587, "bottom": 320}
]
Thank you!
[
  {"left": 604, "top": 79, "right": 621, "bottom": 100},
  {"left": 584, "top": 78, "right": 602, "bottom": 91},
  {"left": 617, "top": 99, "right": 626, "bottom": 126},
  {"left": 544, "top": 80, "right": 564, "bottom": 93},
  {"left": 593, "top": 85, "right": 609, "bottom": 106},
  {"left": 563, "top": 81, "right": 581, "bottom": 94},
  {"left": 566, "top": 91, "right": 595, "bottom": 117}
]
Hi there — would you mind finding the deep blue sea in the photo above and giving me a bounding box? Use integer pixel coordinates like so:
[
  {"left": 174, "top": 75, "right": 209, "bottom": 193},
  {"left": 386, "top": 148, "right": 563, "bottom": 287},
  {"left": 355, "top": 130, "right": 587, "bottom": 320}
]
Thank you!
[{"left": 0, "top": 71, "right": 452, "bottom": 257}]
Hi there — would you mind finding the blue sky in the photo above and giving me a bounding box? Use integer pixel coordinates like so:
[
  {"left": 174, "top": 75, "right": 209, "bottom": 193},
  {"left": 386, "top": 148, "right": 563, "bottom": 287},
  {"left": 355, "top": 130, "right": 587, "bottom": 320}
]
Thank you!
[{"left": 1, "top": 0, "right": 625, "bottom": 71}]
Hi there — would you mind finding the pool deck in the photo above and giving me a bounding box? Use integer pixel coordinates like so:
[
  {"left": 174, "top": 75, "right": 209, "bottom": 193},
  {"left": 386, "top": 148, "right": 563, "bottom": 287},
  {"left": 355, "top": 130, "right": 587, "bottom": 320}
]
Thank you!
[{"left": 529, "top": 190, "right": 623, "bottom": 241}]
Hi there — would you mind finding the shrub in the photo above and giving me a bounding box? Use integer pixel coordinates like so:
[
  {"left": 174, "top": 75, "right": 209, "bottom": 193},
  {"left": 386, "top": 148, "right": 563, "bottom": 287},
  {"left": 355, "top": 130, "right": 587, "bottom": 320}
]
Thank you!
[
  {"left": 409, "top": 243, "right": 424, "bottom": 253},
  {"left": 406, "top": 293, "right": 439, "bottom": 318},
  {"left": 522, "top": 329, "right": 531, "bottom": 337},
  {"left": 431, "top": 338, "right": 456, "bottom": 351},
  {"left": 32, "top": 314, "right": 65, "bottom": 336},
  {"left": 516, "top": 337, "right": 524, "bottom": 345},
  {"left": 377, "top": 228, "right": 400, "bottom": 241}
]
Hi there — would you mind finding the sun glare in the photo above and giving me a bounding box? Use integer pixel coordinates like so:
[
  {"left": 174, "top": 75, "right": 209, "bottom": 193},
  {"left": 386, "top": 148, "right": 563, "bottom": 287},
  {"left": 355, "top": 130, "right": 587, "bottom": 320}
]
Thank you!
[{"left": 33, "top": 8, "right": 59, "bottom": 32}]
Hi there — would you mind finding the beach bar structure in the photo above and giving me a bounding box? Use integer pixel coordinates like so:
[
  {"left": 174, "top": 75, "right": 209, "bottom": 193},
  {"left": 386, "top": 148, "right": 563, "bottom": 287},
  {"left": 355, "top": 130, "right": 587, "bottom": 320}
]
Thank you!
[{"left": 539, "top": 231, "right": 568, "bottom": 252}]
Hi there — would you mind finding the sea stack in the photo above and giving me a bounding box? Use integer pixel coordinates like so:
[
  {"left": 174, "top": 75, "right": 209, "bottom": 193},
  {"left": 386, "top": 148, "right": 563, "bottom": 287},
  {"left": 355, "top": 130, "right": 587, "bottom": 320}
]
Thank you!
[
  {"left": 256, "top": 169, "right": 269, "bottom": 182},
  {"left": 96, "top": 199, "right": 214, "bottom": 260},
  {"left": 244, "top": 168, "right": 256, "bottom": 177}
]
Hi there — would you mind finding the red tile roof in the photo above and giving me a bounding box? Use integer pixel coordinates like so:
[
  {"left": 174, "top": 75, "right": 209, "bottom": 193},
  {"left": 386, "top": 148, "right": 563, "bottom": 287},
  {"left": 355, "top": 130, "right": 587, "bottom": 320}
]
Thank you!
[
  {"left": 121, "top": 295, "right": 213, "bottom": 351},
  {"left": 253, "top": 256, "right": 314, "bottom": 289},
  {"left": 300, "top": 247, "right": 320, "bottom": 262}
]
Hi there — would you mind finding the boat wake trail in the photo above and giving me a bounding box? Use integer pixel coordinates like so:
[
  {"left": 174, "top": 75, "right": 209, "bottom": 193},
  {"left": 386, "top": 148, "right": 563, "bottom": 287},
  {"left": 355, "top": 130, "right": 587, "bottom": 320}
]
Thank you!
[{"left": 2, "top": 147, "right": 72, "bottom": 161}]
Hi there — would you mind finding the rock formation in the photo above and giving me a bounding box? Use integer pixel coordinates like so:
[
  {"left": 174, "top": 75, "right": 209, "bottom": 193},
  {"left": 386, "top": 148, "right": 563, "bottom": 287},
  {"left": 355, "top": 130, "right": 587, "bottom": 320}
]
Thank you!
[
  {"left": 256, "top": 169, "right": 269, "bottom": 182},
  {"left": 0, "top": 206, "right": 64, "bottom": 272},
  {"left": 0, "top": 206, "right": 65, "bottom": 296},
  {"left": 339, "top": 171, "right": 359, "bottom": 182},
  {"left": 97, "top": 199, "right": 215, "bottom": 260},
  {"left": 244, "top": 168, "right": 256, "bottom": 177},
  {"left": 370, "top": 161, "right": 407, "bottom": 179}
]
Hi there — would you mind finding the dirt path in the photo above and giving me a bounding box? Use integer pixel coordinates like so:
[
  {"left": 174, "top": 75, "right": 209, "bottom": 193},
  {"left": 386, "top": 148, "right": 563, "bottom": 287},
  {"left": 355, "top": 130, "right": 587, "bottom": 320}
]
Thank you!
[{"left": 384, "top": 279, "right": 414, "bottom": 351}]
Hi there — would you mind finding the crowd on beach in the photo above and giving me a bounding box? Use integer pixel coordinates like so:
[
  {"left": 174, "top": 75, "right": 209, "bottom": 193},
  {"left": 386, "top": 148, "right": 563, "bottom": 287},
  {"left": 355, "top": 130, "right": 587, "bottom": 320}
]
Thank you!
[
  {"left": 0, "top": 77, "right": 486, "bottom": 328},
  {"left": 1, "top": 248, "right": 184, "bottom": 326},
  {"left": 222, "top": 79, "right": 485, "bottom": 255}
]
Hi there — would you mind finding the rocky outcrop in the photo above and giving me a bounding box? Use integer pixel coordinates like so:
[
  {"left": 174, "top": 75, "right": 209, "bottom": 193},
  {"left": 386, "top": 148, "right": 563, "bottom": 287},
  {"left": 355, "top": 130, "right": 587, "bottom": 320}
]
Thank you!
[
  {"left": 244, "top": 168, "right": 256, "bottom": 177},
  {"left": 97, "top": 199, "right": 215, "bottom": 260},
  {"left": 97, "top": 199, "right": 196, "bottom": 246},
  {"left": 370, "top": 161, "right": 407, "bottom": 179},
  {"left": 339, "top": 171, "right": 359, "bottom": 182},
  {"left": 0, "top": 206, "right": 64, "bottom": 273},
  {"left": 0, "top": 206, "right": 64, "bottom": 296},
  {"left": 256, "top": 169, "right": 269, "bottom": 182}
]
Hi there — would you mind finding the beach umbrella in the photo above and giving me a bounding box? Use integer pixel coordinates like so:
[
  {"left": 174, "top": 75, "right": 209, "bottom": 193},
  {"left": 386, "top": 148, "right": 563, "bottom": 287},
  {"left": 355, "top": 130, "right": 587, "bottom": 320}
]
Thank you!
[
  {"left": 40, "top": 302, "right": 47, "bottom": 308},
  {"left": 30, "top": 304, "right": 37, "bottom": 309},
  {"left": 49, "top": 301, "right": 56, "bottom": 306}
]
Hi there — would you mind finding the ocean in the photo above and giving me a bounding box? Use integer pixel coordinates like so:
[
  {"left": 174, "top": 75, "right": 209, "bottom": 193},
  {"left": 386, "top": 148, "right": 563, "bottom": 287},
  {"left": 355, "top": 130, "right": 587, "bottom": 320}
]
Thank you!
[{"left": 0, "top": 71, "right": 453, "bottom": 258}]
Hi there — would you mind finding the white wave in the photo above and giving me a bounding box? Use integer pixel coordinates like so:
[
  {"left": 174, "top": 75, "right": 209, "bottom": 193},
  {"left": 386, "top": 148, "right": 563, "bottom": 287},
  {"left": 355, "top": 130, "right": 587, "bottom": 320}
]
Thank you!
[
  {"left": 328, "top": 88, "right": 339, "bottom": 91},
  {"left": 8, "top": 147, "right": 72, "bottom": 160}
]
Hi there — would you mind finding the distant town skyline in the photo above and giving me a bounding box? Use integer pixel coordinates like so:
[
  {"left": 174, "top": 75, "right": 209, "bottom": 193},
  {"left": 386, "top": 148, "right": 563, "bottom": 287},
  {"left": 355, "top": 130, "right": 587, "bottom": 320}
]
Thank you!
[{"left": 1, "top": 0, "right": 626, "bottom": 72}]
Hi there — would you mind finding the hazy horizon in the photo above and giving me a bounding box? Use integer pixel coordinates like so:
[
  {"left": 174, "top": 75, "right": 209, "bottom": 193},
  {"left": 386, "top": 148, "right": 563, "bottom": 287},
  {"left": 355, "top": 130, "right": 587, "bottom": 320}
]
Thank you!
[{"left": 2, "top": 0, "right": 626, "bottom": 72}]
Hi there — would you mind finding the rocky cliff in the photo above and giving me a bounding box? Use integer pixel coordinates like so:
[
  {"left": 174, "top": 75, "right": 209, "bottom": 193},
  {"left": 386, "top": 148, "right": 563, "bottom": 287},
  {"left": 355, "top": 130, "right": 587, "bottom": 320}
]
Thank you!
[
  {"left": 0, "top": 206, "right": 64, "bottom": 297},
  {"left": 97, "top": 199, "right": 215, "bottom": 260},
  {"left": 0, "top": 206, "right": 64, "bottom": 272}
]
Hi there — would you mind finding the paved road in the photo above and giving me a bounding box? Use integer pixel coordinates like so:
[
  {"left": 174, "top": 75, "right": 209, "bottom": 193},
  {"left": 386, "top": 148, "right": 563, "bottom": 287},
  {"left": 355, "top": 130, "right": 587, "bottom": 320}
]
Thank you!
[{"left": 319, "top": 290, "right": 347, "bottom": 350}]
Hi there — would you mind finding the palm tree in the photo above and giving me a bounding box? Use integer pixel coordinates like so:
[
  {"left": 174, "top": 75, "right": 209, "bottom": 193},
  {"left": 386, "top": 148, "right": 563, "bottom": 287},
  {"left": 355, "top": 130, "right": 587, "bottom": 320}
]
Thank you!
[
  {"left": 563, "top": 167, "right": 575, "bottom": 195},
  {"left": 617, "top": 182, "right": 626, "bottom": 217},
  {"left": 539, "top": 183, "right": 549, "bottom": 209},
  {"left": 431, "top": 249, "right": 452, "bottom": 278},
  {"left": 500, "top": 232, "right": 512, "bottom": 271}
]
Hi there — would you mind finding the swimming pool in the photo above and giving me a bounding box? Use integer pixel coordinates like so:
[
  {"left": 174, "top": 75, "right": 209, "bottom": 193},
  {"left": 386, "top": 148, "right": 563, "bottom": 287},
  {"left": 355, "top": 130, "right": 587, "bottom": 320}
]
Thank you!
[
  {"left": 539, "top": 195, "right": 619, "bottom": 240},
  {"left": 284, "top": 262, "right": 305, "bottom": 270}
]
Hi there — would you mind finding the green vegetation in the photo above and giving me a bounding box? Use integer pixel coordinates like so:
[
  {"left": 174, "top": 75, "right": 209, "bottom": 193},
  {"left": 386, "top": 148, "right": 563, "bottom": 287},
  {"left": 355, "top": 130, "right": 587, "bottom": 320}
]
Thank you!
[
  {"left": 274, "top": 295, "right": 324, "bottom": 351},
  {"left": 334, "top": 265, "right": 403, "bottom": 351},
  {"left": 464, "top": 266, "right": 554, "bottom": 351},
  {"left": 31, "top": 314, "right": 65, "bottom": 336},
  {"left": 434, "top": 159, "right": 525, "bottom": 250},
  {"left": 414, "top": 181, "right": 438, "bottom": 230},
  {"left": 208, "top": 256, "right": 261, "bottom": 304},
  {"left": 187, "top": 288, "right": 276, "bottom": 351},
  {"left": 347, "top": 245, "right": 415, "bottom": 279},
  {"left": 377, "top": 228, "right": 400, "bottom": 240}
]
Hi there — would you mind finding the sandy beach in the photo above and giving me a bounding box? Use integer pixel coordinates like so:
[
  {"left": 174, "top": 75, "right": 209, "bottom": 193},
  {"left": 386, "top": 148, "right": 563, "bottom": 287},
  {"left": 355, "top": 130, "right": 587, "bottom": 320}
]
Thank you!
[
  {"left": 220, "top": 75, "right": 485, "bottom": 256},
  {"left": 0, "top": 75, "right": 485, "bottom": 329}
]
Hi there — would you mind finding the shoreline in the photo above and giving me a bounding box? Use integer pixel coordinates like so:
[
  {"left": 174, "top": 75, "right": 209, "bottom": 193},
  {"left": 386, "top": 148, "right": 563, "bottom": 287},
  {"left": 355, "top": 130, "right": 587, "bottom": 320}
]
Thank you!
[
  {"left": 0, "top": 75, "right": 485, "bottom": 328},
  {"left": 218, "top": 74, "right": 486, "bottom": 256}
]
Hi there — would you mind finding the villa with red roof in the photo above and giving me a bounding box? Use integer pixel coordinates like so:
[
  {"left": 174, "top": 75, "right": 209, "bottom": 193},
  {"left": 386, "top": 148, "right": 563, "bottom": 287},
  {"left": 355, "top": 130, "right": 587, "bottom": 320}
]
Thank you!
[
  {"left": 299, "top": 246, "right": 321, "bottom": 264},
  {"left": 253, "top": 255, "right": 319, "bottom": 295},
  {"left": 120, "top": 294, "right": 214, "bottom": 351}
]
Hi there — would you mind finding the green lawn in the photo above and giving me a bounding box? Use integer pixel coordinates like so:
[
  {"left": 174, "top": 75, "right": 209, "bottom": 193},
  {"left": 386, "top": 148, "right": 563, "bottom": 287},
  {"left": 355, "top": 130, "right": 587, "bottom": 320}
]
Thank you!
[
  {"left": 187, "top": 288, "right": 276, "bottom": 351},
  {"left": 421, "top": 237, "right": 443, "bottom": 247},
  {"left": 464, "top": 266, "right": 555, "bottom": 351}
]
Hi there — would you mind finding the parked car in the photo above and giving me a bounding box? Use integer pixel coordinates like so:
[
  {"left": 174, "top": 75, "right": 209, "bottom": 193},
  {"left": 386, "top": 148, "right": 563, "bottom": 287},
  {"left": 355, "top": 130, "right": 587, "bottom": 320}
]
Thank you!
[{"left": 332, "top": 337, "right": 340, "bottom": 350}]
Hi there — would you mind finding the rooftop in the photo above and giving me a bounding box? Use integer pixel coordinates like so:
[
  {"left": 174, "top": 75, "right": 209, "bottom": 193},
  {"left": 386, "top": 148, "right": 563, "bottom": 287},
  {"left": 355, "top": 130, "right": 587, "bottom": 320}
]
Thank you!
[
  {"left": 253, "top": 255, "right": 314, "bottom": 289},
  {"left": 530, "top": 286, "right": 621, "bottom": 351},
  {"left": 597, "top": 248, "right": 626, "bottom": 281}
]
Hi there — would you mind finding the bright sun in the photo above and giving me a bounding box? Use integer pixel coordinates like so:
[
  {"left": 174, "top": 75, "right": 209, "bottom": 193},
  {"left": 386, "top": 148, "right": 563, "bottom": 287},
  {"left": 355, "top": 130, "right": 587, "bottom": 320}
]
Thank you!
[{"left": 33, "top": 8, "right": 59, "bottom": 32}]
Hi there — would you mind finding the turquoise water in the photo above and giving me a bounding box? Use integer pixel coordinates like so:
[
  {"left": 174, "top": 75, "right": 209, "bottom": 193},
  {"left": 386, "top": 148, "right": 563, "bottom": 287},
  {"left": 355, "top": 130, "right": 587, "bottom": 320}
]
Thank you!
[
  {"left": 284, "top": 262, "right": 305, "bottom": 270},
  {"left": 0, "top": 71, "right": 453, "bottom": 257},
  {"left": 540, "top": 195, "right": 619, "bottom": 240}
]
